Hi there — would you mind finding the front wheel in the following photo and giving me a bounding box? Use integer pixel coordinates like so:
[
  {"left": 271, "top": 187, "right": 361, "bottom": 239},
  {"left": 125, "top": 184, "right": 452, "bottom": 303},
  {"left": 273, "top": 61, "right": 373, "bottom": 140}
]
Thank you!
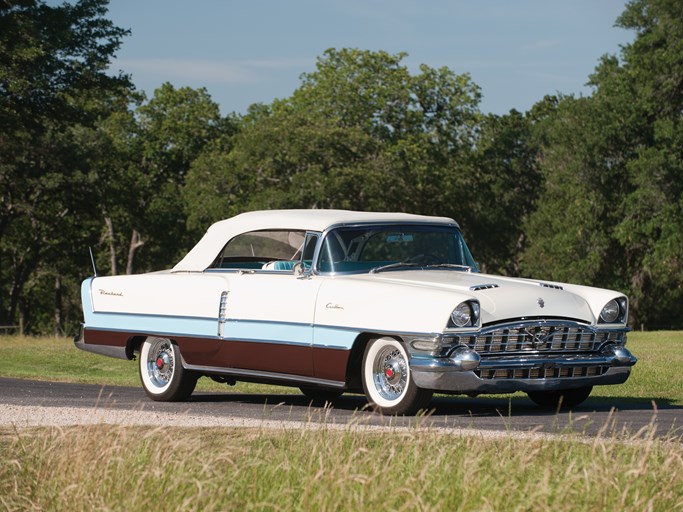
[
  {"left": 139, "top": 337, "right": 197, "bottom": 401},
  {"left": 362, "top": 337, "right": 433, "bottom": 415},
  {"left": 527, "top": 386, "right": 593, "bottom": 410}
]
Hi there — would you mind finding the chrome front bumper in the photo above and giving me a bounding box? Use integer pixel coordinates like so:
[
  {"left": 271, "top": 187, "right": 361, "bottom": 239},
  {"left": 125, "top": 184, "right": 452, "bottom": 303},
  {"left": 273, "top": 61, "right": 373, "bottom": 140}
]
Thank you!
[{"left": 410, "top": 346, "right": 637, "bottom": 394}]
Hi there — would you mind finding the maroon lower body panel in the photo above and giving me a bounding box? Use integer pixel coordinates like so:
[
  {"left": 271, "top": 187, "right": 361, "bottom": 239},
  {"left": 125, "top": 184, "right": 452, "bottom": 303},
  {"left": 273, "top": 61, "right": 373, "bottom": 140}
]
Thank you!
[
  {"left": 81, "top": 328, "right": 350, "bottom": 384},
  {"left": 84, "top": 328, "right": 129, "bottom": 348}
]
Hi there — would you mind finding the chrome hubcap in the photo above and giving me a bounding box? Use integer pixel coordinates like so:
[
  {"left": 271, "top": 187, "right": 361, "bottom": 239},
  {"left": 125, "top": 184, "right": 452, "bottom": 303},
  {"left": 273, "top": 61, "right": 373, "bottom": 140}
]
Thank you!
[
  {"left": 147, "top": 339, "right": 174, "bottom": 388},
  {"left": 372, "top": 346, "right": 407, "bottom": 401}
]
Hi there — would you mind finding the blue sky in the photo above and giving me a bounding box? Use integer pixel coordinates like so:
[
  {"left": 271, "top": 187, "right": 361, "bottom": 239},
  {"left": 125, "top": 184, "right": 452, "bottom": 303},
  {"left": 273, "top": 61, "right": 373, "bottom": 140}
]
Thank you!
[{"left": 104, "top": 1, "right": 634, "bottom": 116}]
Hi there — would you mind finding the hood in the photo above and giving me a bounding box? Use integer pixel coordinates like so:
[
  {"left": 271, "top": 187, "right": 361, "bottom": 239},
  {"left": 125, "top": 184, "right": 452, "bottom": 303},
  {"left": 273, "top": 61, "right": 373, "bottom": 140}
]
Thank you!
[{"left": 360, "top": 270, "right": 599, "bottom": 325}]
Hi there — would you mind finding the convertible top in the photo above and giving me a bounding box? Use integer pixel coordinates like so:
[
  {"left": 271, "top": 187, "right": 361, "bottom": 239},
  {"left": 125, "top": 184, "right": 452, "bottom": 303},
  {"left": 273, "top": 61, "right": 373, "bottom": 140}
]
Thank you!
[{"left": 172, "top": 209, "right": 457, "bottom": 272}]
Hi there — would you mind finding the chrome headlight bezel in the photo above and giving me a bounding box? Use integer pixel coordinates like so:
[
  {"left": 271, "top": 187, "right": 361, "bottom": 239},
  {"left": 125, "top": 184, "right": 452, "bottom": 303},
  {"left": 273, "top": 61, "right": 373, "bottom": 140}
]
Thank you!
[
  {"left": 448, "top": 301, "right": 480, "bottom": 328},
  {"left": 599, "top": 297, "right": 628, "bottom": 324}
]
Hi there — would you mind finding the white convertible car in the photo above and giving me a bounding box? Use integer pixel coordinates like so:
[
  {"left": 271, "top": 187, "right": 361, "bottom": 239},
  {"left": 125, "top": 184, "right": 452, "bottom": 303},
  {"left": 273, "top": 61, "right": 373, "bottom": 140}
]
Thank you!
[{"left": 76, "top": 210, "right": 636, "bottom": 414}]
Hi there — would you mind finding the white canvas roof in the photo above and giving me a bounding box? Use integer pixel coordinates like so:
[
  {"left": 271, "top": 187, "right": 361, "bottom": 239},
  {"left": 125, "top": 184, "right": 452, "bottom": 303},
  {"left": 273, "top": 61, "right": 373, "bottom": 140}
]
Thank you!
[{"left": 172, "top": 209, "right": 457, "bottom": 272}]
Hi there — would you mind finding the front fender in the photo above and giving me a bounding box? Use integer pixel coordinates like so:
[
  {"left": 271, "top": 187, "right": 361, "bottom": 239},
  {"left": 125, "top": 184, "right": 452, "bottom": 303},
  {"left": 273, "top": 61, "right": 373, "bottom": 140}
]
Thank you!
[{"left": 315, "top": 277, "right": 473, "bottom": 334}]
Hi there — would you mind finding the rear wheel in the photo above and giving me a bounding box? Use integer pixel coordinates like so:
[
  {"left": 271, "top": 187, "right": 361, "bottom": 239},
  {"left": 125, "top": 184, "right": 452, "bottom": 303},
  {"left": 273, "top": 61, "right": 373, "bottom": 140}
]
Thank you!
[
  {"left": 139, "top": 337, "right": 197, "bottom": 401},
  {"left": 527, "top": 386, "right": 593, "bottom": 410},
  {"left": 362, "top": 337, "right": 432, "bottom": 415}
]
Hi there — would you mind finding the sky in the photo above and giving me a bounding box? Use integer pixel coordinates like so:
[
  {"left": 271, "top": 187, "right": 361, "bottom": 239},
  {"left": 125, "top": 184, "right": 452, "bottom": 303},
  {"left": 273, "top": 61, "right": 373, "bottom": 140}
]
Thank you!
[{"left": 102, "top": 1, "right": 635, "bottom": 116}]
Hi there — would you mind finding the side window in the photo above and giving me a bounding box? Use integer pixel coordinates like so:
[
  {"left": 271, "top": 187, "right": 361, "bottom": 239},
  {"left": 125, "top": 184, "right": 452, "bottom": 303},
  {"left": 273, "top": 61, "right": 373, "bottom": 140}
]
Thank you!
[
  {"left": 211, "top": 230, "right": 305, "bottom": 269},
  {"left": 301, "top": 232, "right": 320, "bottom": 270}
]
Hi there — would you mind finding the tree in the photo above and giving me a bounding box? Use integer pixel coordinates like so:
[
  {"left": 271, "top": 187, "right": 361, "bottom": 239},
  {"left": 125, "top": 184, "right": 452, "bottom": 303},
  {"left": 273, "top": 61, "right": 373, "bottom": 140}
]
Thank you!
[
  {"left": 88, "top": 83, "right": 229, "bottom": 276},
  {"left": 610, "top": 0, "right": 683, "bottom": 328},
  {"left": 522, "top": 0, "right": 683, "bottom": 328},
  {"left": 470, "top": 110, "right": 542, "bottom": 274},
  {"left": 0, "top": 0, "right": 132, "bottom": 332},
  {"left": 183, "top": 49, "right": 485, "bottom": 236}
]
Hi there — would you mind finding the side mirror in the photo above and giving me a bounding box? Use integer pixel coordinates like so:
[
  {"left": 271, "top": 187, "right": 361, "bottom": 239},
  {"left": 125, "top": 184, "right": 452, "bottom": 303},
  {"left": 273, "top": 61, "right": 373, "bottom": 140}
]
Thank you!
[{"left": 293, "top": 262, "right": 304, "bottom": 276}]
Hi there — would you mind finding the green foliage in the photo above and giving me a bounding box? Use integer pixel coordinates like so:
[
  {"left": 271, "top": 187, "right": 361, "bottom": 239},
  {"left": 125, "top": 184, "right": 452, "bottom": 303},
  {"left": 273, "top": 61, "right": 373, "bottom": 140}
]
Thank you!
[
  {"left": 182, "top": 48, "right": 487, "bottom": 239},
  {"left": 522, "top": 0, "right": 683, "bottom": 328},
  {"left": 0, "top": 0, "right": 133, "bottom": 333},
  {"left": 469, "top": 110, "right": 541, "bottom": 274}
]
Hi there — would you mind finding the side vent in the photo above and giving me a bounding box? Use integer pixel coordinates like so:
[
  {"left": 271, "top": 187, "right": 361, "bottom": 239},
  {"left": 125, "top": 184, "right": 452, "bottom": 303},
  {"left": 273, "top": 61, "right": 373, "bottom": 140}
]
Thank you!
[
  {"left": 218, "top": 291, "right": 229, "bottom": 336},
  {"left": 539, "top": 283, "right": 563, "bottom": 290},
  {"left": 470, "top": 284, "right": 499, "bottom": 291}
]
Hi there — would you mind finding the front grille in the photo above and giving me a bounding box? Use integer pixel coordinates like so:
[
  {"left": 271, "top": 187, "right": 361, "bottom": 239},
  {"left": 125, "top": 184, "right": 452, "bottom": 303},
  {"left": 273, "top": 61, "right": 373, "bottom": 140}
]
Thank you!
[
  {"left": 475, "top": 365, "right": 610, "bottom": 380},
  {"left": 453, "top": 322, "right": 626, "bottom": 355}
]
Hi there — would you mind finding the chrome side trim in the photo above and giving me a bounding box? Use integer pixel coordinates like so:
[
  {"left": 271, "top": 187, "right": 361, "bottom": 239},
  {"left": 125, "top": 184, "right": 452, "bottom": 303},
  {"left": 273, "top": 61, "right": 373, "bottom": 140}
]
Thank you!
[
  {"left": 80, "top": 325, "right": 219, "bottom": 341},
  {"left": 182, "top": 363, "right": 346, "bottom": 389},
  {"left": 89, "top": 309, "right": 221, "bottom": 322}
]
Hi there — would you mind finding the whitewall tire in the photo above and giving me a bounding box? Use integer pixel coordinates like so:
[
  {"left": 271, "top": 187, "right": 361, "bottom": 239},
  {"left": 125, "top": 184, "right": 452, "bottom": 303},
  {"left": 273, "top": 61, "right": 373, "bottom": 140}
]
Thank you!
[
  {"left": 362, "top": 337, "right": 433, "bottom": 415},
  {"left": 139, "top": 337, "right": 197, "bottom": 401}
]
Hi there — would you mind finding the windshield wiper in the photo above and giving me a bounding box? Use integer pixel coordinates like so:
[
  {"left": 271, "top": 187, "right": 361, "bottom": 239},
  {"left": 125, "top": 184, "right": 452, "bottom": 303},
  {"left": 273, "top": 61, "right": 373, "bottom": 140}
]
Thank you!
[
  {"left": 423, "top": 264, "right": 473, "bottom": 272},
  {"left": 369, "top": 262, "right": 421, "bottom": 274}
]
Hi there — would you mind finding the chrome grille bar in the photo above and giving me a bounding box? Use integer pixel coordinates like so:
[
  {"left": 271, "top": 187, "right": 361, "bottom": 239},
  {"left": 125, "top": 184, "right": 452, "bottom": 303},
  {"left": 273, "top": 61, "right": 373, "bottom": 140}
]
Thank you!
[
  {"left": 475, "top": 365, "right": 610, "bottom": 380},
  {"left": 451, "top": 320, "right": 627, "bottom": 355}
]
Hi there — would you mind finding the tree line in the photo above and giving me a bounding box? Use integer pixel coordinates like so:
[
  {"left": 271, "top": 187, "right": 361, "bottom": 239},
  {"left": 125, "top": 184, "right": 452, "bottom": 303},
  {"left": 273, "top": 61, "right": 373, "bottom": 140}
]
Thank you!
[{"left": 1, "top": 0, "right": 681, "bottom": 334}]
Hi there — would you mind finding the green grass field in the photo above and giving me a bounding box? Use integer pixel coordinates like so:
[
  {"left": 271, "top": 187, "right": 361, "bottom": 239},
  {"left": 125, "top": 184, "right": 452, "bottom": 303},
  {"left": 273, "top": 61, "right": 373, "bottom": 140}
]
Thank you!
[{"left": 1, "top": 332, "right": 681, "bottom": 511}]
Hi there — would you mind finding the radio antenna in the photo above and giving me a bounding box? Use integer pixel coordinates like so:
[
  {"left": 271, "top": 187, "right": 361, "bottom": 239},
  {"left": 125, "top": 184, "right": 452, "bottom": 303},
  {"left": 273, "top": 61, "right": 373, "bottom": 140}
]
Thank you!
[{"left": 89, "top": 246, "right": 99, "bottom": 277}]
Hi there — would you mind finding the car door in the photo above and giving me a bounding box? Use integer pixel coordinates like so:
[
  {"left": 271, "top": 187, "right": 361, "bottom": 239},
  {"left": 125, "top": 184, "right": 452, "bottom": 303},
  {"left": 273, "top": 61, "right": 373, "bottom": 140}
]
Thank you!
[{"left": 220, "top": 233, "right": 322, "bottom": 377}]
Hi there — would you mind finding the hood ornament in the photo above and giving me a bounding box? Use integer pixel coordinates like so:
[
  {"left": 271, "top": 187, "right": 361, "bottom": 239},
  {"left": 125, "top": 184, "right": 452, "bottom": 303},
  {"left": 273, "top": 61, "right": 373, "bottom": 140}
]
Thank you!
[
  {"left": 523, "top": 326, "right": 557, "bottom": 349},
  {"left": 537, "top": 297, "right": 545, "bottom": 308}
]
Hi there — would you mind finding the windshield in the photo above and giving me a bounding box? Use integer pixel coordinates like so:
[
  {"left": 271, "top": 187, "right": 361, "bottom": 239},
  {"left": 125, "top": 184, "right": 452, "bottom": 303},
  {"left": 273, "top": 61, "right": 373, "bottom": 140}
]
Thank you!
[{"left": 317, "top": 224, "right": 477, "bottom": 274}]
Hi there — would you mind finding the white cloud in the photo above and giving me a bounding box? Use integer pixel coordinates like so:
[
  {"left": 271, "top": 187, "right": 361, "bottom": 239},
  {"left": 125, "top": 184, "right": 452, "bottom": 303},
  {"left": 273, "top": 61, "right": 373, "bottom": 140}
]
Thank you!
[
  {"left": 112, "top": 57, "right": 314, "bottom": 85},
  {"left": 241, "top": 58, "right": 313, "bottom": 70},
  {"left": 113, "top": 58, "right": 253, "bottom": 84}
]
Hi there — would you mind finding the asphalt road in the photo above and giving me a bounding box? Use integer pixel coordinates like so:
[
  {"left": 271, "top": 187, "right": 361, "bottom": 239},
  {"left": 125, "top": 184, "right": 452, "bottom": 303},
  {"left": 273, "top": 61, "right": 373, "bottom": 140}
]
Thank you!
[{"left": 1, "top": 377, "right": 681, "bottom": 439}]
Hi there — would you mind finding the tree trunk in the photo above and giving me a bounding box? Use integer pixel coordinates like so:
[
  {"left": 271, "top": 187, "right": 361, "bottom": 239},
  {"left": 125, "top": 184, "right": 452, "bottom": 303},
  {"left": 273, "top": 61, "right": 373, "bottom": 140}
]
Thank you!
[
  {"left": 54, "top": 273, "right": 62, "bottom": 337},
  {"left": 104, "top": 216, "right": 117, "bottom": 275},
  {"left": 126, "top": 230, "right": 145, "bottom": 275},
  {"left": 0, "top": 248, "right": 4, "bottom": 325}
]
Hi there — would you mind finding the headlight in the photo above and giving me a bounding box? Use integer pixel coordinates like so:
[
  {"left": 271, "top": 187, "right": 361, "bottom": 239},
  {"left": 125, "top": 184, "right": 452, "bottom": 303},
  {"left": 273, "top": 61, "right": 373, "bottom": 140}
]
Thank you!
[
  {"left": 599, "top": 299, "right": 621, "bottom": 323},
  {"left": 450, "top": 301, "right": 479, "bottom": 328}
]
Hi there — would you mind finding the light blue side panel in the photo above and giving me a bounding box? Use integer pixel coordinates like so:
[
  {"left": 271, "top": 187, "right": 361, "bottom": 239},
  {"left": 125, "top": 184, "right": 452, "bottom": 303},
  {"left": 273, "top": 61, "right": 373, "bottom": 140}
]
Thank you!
[
  {"left": 87, "top": 312, "right": 218, "bottom": 337},
  {"left": 223, "top": 321, "right": 359, "bottom": 350},
  {"left": 223, "top": 320, "right": 312, "bottom": 346},
  {"left": 313, "top": 326, "right": 359, "bottom": 350}
]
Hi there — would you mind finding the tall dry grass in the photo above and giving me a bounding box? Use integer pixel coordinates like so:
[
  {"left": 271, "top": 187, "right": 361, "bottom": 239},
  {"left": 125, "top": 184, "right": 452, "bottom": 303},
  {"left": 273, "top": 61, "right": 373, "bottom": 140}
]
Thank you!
[{"left": 1, "top": 420, "right": 681, "bottom": 511}]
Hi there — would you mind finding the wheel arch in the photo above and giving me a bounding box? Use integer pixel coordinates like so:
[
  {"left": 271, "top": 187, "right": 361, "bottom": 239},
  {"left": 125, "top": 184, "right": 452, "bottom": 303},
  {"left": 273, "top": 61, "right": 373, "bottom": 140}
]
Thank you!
[
  {"left": 126, "top": 335, "right": 150, "bottom": 360},
  {"left": 345, "top": 332, "right": 404, "bottom": 392}
]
